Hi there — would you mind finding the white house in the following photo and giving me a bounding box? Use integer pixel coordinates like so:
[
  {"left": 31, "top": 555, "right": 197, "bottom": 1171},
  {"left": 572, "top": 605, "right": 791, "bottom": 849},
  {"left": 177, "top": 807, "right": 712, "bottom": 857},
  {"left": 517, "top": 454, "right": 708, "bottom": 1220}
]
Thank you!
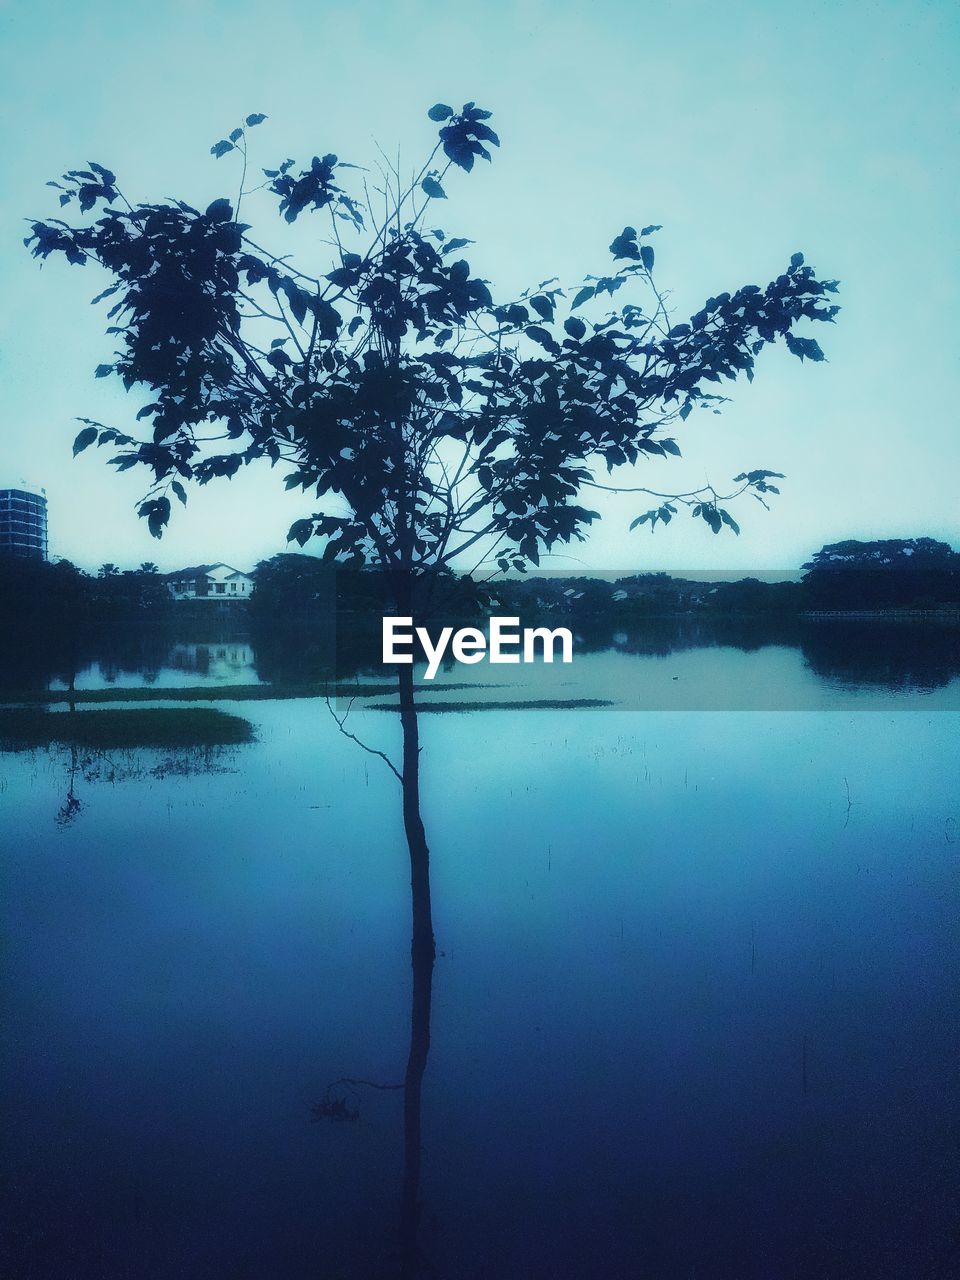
[{"left": 167, "top": 563, "right": 255, "bottom": 601}]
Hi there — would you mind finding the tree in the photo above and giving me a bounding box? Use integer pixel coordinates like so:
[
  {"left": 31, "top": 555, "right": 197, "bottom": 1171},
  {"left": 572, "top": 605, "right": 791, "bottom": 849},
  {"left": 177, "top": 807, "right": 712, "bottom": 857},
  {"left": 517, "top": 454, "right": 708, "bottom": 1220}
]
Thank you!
[
  {"left": 802, "top": 538, "right": 960, "bottom": 609},
  {"left": 25, "top": 100, "right": 838, "bottom": 962},
  {"left": 27, "top": 102, "right": 838, "bottom": 1273}
]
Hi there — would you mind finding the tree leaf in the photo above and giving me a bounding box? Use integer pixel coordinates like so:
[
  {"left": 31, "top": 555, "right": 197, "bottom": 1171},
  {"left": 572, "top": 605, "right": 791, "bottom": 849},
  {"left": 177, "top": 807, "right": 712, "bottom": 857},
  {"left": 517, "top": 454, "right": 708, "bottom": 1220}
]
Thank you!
[
  {"left": 428, "top": 104, "right": 453, "bottom": 121},
  {"left": 210, "top": 140, "right": 234, "bottom": 159},
  {"left": 784, "top": 333, "right": 825, "bottom": 362},
  {"left": 138, "top": 497, "right": 171, "bottom": 540},
  {"left": 609, "top": 227, "right": 640, "bottom": 260},
  {"left": 525, "top": 325, "right": 560, "bottom": 354},
  {"left": 421, "top": 177, "right": 446, "bottom": 199},
  {"left": 205, "top": 197, "right": 233, "bottom": 222},
  {"left": 288, "top": 519, "right": 313, "bottom": 547},
  {"left": 326, "top": 266, "right": 357, "bottom": 287},
  {"left": 72, "top": 426, "right": 98, "bottom": 456}
]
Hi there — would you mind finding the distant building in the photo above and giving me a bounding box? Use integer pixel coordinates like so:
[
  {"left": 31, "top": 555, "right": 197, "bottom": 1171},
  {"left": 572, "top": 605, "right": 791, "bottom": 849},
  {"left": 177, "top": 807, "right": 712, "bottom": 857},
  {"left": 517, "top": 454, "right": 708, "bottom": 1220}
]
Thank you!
[
  {"left": 0, "top": 485, "right": 48, "bottom": 559},
  {"left": 167, "top": 563, "right": 254, "bottom": 601}
]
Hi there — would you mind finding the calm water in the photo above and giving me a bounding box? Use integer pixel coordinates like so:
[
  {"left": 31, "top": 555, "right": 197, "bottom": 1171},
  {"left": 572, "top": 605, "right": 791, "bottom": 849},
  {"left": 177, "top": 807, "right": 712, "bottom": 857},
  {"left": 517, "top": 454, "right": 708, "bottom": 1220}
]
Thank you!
[
  {"left": 2, "top": 637, "right": 959, "bottom": 1278},
  {"left": 46, "top": 639, "right": 262, "bottom": 691}
]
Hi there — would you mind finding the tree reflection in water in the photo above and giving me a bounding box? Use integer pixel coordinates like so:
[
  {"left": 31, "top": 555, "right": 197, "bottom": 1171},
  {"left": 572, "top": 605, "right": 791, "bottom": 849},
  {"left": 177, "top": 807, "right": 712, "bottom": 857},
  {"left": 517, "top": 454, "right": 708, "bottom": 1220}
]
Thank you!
[
  {"left": 799, "top": 619, "right": 960, "bottom": 690},
  {"left": 9, "top": 736, "right": 245, "bottom": 828},
  {"left": 5, "top": 613, "right": 960, "bottom": 1276}
]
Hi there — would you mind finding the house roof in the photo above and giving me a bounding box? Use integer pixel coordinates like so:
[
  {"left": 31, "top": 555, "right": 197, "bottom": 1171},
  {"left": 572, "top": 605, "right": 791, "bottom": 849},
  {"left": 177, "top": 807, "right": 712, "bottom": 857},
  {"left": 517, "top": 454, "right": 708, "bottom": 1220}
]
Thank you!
[
  {"left": 166, "top": 564, "right": 215, "bottom": 579},
  {"left": 167, "top": 563, "right": 250, "bottom": 580}
]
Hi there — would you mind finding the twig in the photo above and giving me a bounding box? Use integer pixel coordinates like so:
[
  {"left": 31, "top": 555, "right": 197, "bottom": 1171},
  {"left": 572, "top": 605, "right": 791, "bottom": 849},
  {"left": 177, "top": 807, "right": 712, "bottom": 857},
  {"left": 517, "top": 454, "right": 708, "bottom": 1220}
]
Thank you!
[{"left": 325, "top": 694, "right": 402, "bottom": 782}]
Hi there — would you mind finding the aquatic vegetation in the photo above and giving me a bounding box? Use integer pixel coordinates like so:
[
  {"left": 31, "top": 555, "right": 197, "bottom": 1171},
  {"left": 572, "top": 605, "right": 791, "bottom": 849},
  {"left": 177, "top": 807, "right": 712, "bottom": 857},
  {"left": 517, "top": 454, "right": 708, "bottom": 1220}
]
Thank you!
[
  {"left": 0, "top": 706, "right": 254, "bottom": 750},
  {"left": 0, "top": 680, "right": 492, "bottom": 707},
  {"left": 367, "top": 698, "right": 613, "bottom": 713}
]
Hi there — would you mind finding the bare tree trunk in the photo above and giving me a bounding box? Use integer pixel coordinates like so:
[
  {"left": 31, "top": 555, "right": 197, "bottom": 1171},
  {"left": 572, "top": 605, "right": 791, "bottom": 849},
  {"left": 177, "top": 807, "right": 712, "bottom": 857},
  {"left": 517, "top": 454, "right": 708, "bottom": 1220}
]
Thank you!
[
  {"left": 397, "top": 662, "right": 435, "bottom": 964},
  {"left": 389, "top": 570, "right": 436, "bottom": 1273},
  {"left": 396, "top": 654, "right": 435, "bottom": 1276}
]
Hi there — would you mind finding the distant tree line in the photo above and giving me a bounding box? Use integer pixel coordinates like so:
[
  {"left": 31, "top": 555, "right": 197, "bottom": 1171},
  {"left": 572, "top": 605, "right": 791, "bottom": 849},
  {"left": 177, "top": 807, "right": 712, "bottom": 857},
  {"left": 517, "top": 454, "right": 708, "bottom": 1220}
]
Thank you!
[
  {"left": 248, "top": 537, "right": 960, "bottom": 623},
  {"left": 3, "top": 537, "right": 958, "bottom": 638},
  {"left": 1, "top": 557, "right": 173, "bottom": 629}
]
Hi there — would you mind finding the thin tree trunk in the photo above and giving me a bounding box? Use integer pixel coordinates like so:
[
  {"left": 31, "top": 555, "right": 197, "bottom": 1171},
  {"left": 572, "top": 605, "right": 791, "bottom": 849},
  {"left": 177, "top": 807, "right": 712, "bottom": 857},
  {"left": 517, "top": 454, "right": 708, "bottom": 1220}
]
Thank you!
[
  {"left": 391, "top": 573, "right": 436, "bottom": 1274},
  {"left": 397, "top": 662, "right": 435, "bottom": 964},
  {"left": 396, "top": 653, "right": 435, "bottom": 1276}
]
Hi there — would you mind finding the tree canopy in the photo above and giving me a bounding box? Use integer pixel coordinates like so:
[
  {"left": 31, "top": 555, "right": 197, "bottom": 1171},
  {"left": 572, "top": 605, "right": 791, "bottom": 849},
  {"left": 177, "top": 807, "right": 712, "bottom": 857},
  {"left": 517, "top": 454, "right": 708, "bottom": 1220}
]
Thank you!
[
  {"left": 802, "top": 538, "right": 960, "bottom": 609},
  {"left": 26, "top": 101, "right": 839, "bottom": 598}
]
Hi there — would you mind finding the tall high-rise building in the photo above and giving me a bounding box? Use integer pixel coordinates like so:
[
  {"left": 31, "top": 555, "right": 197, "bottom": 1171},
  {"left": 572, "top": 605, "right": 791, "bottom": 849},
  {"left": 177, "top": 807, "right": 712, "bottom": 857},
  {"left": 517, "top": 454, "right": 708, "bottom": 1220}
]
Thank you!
[{"left": 0, "top": 485, "right": 48, "bottom": 559}]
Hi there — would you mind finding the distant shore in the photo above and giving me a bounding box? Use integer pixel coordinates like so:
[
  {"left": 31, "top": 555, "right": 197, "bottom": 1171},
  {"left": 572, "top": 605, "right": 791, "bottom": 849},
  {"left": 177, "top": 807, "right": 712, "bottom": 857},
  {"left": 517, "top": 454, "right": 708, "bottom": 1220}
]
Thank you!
[{"left": 801, "top": 608, "right": 960, "bottom": 622}]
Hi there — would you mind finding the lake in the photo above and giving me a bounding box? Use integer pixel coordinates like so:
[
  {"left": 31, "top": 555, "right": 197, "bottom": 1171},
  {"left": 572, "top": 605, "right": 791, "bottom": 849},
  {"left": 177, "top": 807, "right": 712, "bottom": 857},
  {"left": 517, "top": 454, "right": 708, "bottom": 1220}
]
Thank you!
[{"left": 2, "top": 625, "right": 959, "bottom": 1278}]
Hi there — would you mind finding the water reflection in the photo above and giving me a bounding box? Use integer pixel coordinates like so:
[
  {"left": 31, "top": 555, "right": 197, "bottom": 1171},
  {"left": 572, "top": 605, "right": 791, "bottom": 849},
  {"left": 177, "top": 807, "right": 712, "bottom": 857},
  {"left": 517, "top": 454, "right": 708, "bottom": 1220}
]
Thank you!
[
  {"left": 1, "top": 715, "right": 249, "bottom": 829},
  {"left": 800, "top": 618, "right": 960, "bottom": 690},
  {"left": 2, "top": 697, "right": 959, "bottom": 1276},
  {"left": 310, "top": 834, "right": 435, "bottom": 1276},
  {"left": 4, "top": 615, "right": 960, "bottom": 706},
  {"left": 167, "top": 641, "right": 258, "bottom": 682},
  {"left": 2, "top": 620, "right": 960, "bottom": 1277},
  {"left": 0, "top": 624, "right": 259, "bottom": 693}
]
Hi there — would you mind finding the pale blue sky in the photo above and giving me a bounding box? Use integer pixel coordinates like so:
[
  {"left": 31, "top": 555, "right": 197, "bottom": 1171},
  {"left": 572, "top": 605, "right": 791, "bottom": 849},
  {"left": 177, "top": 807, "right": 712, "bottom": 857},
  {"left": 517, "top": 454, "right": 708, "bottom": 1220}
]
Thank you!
[{"left": 0, "top": 0, "right": 957, "bottom": 573}]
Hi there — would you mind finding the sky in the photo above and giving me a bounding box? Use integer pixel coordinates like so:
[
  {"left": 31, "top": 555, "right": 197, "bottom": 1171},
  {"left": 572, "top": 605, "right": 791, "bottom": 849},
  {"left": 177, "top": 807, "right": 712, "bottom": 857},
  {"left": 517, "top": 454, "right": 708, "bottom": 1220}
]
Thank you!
[{"left": 0, "top": 0, "right": 957, "bottom": 574}]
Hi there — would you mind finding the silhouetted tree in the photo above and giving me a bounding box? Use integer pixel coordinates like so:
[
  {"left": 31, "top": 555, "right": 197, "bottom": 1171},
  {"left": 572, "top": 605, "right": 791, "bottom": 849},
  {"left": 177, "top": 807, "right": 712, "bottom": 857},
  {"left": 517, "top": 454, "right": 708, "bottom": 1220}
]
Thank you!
[
  {"left": 802, "top": 538, "right": 960, "bottom": 609},
  {"left": 27, "top": 100, "right": 838, "bottom": 969},
  {"left": 250, "top": 552, "right": 338, "bottom": 618}
]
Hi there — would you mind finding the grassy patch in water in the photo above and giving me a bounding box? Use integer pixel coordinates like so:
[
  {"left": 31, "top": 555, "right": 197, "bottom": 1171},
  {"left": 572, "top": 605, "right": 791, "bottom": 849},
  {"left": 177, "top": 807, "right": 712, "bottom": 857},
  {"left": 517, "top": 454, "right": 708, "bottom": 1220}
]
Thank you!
[
  {"left": 0, "top": 706, "right": 254, "bottom": 750},
  {"left": 367, "top": 698, "right": 613, "bottom": 713},
  {"left": 0, "top": 681, "right": 495, "bottom": 706}
]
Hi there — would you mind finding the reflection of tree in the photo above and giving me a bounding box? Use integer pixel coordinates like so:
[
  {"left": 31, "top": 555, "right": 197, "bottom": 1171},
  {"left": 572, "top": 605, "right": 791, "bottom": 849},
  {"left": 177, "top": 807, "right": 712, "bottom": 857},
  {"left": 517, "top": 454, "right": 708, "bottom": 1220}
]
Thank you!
[
  {"left": 576, "top": 613, "right": 801, "bottom": 658},
  {"left": 312, "top": 908, "right": 434, "bottom": 1277},
  {"left": 55, "top": 745, "right": 84, "bottom": 828},
  {"left": 252, "top": 602, "right": 808, "bottom": 689},
  {"left": 313, "top": 691, "right": 436, "bottom": 1278},
  {"left": 0, "top": 623, "right": 254, "bottom": 694},
  {"left": 39, "top": 739, "right": 240, "bottom": 828},
  {"left": 800, "top": 620, "right": 960, "bottom": 690},
  {"left": 399, "top": 948, "right": 433, "bottom": 1279}
]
